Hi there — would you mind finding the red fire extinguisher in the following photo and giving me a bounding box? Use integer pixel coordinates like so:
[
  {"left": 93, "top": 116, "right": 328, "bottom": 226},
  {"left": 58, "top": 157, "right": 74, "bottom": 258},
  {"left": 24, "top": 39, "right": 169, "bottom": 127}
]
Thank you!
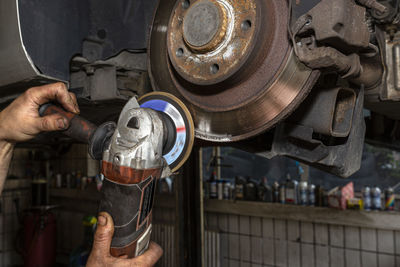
[{"left": 23, "top": 208, "right": 56, "bottom": 267}]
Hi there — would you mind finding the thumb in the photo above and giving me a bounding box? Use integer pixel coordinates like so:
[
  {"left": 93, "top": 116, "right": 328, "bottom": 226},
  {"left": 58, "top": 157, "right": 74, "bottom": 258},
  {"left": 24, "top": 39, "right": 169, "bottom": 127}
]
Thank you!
[
  {"left": 37, "top": 114, "right": 69, "bottom": 132},
  {"left": 132, "top": 242, "right": 163, "bottom": 266},
  {"left": 91, "top": 212, "right": 115, "bottom": 257}
]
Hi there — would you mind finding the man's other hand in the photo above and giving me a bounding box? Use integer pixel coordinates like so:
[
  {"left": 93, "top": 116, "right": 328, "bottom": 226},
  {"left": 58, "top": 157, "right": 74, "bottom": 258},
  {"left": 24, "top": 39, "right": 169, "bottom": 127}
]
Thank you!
[
  {"left": 87, "top": 212, "right": 163, "bottom": 267},
  {"left": 0, "top": 83, "right": 79, "bottom": 142}
]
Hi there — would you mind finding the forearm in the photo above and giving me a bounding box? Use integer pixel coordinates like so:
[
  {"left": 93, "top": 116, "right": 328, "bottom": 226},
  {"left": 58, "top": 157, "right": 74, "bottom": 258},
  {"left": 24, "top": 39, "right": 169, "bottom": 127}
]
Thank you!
[{"left": 0, "top": 141, "right": 14, "bottom": 195}]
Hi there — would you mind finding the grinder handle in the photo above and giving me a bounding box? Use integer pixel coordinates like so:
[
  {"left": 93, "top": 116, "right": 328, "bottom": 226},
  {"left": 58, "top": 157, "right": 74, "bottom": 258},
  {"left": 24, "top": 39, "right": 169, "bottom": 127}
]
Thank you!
[{"left": 39, "top": 103, "right": 97, "bottom": 143}]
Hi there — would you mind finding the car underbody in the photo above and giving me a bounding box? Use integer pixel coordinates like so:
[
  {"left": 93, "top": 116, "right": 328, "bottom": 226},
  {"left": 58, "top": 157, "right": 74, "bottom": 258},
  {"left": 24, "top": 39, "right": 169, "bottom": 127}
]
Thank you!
[{"left": 1, "top": 0, "right": 400, "bottom": 177}]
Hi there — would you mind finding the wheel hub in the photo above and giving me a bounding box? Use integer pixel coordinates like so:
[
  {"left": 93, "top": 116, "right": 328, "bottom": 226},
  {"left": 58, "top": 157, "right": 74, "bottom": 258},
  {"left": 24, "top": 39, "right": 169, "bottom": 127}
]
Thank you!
[
  {"left": 148, "top": 0, "right": 318, "bottom": 142},
  {"left": 182, "top": 1, "right": 227, "bottom": 51},
  {"left": 167, "top": 0, "right": 257, "bottom": 86}
]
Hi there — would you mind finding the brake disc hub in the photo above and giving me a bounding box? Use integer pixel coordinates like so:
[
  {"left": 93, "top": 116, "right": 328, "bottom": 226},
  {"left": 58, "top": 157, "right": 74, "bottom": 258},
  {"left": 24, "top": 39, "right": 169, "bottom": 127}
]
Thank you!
[
  {"left": 182, "top": 1, "right": 226, "bottom": 51},
  {"left": 168, "top": 0, "right": 257, "bottom": 86}
]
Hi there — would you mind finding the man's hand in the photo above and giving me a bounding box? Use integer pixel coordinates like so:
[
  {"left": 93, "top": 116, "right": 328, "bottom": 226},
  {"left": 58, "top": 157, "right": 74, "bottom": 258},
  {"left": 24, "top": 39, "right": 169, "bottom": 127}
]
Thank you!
[
  {"left": 0, "top": 83, "right": 79, "bottom": 194},
  {"left": 87, "top": 212, "right": 163, "bottom": 267},
  {"left": 0, "top": 82, "right": 79, "bottom": 143}
]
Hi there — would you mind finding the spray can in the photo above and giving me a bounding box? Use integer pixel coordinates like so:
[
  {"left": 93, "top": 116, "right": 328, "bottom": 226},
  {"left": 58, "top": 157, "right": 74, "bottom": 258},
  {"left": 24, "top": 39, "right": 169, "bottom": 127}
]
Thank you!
[
  {"left": 316, "top": 185, "right": 325, "bottom": 207},
  {"left": 385, "top": 187, "right": 395, "bottom": 211},
  {"left": 224, "top": 181, "right": 231, "bottom": 200},
  {"left": 279, "top": 183, "right": 286, "bottom": 204},
  {"left": 308, "top": 184, "right": 316, "bottom": 206},
  {"left": 235, "top": 176, "right": 246, "bottom": 200},
  {"left": 208, "top": 172, "right": 217, "bottom": 199},
  {"left": 371, "top": 186, "right": 382, "bottom": 210},
  {"left": 272, "top": 182, "right": 280, "bottom": 203},
  {"left": 217, "top": 180, "right": 224, "bottom": 200},
  {"left": 285, "top": 176, "right": 298, "bottom": 204},
  {"left": 210, "top": 180, "right": 217, "bottom": 199},
  {"left": 362, "top": 187, "right": 371, "bottom": 211},
  {"left": 257, "top": 180, "right": 267, "bottom": 201},
  {"left": 264, "top": 184, "right": 273, "bottom": 202},
  {"left": 56, "top": 174, "right": 62, "bottom": 188},
  {"left": 66, "top": 173, "right": 72, "bottom": 189},
  {"left": 299, "top": 181, "right": 308, "bottom": 206},
  {"left": 81, "top": 176, "right": 88, "bottom": 190}
]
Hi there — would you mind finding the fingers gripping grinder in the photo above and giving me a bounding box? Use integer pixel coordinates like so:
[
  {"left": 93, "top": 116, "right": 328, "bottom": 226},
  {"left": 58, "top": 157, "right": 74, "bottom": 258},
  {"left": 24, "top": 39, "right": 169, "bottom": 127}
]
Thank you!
[{"left": 39, "top": 92, "right": 194, "bottom": 258}]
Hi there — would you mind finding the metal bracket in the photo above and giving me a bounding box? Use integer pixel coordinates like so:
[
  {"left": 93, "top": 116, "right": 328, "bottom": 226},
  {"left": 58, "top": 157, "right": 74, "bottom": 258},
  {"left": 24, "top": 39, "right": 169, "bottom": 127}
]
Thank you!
[{"left": 269, "top": 87, "right": 366, "bottom": 178}]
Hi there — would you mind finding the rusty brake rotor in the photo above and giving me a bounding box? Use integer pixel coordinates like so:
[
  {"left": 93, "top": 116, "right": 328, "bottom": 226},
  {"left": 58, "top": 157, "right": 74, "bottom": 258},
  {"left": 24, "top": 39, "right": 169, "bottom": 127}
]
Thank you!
[{"left": 148, "top": 0, "right": 319, "bottom": 142}]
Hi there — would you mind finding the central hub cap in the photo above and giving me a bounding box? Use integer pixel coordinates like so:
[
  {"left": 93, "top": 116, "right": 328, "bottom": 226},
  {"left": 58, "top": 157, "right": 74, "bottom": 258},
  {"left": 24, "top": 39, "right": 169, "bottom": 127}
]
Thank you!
[
  {"left": 182, "top": 1, "right": 227, "bottom": 52},
  {"left": 167, "top": 0, "right": 258, "bottom": 86}
]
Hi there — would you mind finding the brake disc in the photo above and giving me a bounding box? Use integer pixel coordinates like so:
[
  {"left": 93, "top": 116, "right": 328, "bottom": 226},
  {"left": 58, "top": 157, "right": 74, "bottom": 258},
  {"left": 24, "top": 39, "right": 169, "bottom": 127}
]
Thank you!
[{"left": 148, "top": 0, "right": 319, "bottom": 142}]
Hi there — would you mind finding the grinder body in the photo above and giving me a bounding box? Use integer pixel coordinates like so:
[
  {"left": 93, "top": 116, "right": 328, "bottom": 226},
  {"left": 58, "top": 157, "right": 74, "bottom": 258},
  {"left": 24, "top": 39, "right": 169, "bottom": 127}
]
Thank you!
[
  {"left": 99, "top": 104, "right": 167, "bottom": 258},
  {"left": 39, "top": 92, "right": 194, "bottom": 258}
]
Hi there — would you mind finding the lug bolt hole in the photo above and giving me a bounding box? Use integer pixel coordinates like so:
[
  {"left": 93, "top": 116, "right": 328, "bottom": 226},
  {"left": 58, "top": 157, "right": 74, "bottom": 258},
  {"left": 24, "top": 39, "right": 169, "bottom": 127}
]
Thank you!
[
  {"left": 176, "top": 48, "right": 184, "bottom": 57},
  {"left": 210, "top": 64, "right": 220, "bottom": 74},
  {"left": 241, "top": 20, "right": 252, "bottom": 31},
  {"left": 182, "top": 0, "right": 190, "bottom": 9}
]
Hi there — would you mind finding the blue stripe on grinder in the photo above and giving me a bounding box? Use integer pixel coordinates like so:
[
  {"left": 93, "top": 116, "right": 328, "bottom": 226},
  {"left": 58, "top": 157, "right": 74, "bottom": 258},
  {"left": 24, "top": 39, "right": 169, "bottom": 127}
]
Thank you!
[
  {"left": 140, "top": 99, "right": 187, "bottom": 166},
  {"left": 140, "top": 100, "right": 167, "bottom": 112}
]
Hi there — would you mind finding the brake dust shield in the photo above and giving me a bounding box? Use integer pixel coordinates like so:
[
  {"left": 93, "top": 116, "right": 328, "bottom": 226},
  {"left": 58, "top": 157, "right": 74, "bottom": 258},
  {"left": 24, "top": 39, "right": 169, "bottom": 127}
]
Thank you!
[{"left": 148, "top": 0, "right": 319, "bottom": 142}]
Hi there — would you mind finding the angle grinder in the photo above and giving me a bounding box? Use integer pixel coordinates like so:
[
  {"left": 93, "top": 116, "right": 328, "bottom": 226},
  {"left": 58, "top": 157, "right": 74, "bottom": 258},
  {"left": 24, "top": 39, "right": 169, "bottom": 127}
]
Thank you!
[{"left": 39, "top": 92, "right": 194, "bottom": 258}]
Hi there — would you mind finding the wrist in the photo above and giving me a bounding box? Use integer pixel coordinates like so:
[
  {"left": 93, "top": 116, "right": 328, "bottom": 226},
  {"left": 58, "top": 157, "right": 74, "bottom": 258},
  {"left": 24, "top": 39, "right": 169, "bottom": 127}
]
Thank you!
[
  {"left": 0, "top": 140, "right": 14, "bottom": 154},
  {"left": 0, "top": 139, "right": 14, "bottom": 195},
  {"left": 0, "top": 111, "right": 14, "bottom": 143},
  {"left": 0, "top": 111, "right": 7, "bottom": 142},
  {"left": 0, "top": 110, "right": 14, "bottom": 150},
  {"left": 0, "top": 139, "right": 14, "bottom": 173}
]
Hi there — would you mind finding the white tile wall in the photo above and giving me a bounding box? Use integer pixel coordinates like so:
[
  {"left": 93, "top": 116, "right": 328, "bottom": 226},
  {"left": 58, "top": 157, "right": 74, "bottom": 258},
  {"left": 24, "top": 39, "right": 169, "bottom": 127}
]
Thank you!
[{"left": 205, "top": 211, "right": 400, "bottom": 267}]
